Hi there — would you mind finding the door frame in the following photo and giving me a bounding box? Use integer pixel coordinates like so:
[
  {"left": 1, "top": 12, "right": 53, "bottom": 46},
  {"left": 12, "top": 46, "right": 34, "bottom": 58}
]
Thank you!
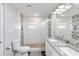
[{"left": 0, "top": 3, "right": 4, "bottom": 56}]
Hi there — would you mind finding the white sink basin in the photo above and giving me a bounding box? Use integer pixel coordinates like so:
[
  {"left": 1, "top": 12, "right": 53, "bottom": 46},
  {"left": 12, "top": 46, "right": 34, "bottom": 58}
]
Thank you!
[
  {"left": 49, "top": 39, "right": 58, "bottom": 42},
  {"left": 58, "top": 46, "right": 79, "bottom": 56}
]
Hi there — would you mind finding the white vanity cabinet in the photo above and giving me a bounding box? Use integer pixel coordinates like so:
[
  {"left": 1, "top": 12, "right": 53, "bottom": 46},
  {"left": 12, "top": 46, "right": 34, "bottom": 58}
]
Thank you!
[{"left": 45, "top": 41, "right": 60, "bottom": 56}]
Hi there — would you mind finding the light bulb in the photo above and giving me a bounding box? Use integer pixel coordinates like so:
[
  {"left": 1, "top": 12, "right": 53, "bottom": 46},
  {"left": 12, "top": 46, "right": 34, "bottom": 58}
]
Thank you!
[
  {"left": 56, "top": 9, "right": 60, "bottom": 11},
  {"left": 58, "top": 5, "right": 65, "bottom": 9},
  {"left": 53, "top": 12, "right": 57, "bottom": 14},
  {"left": 65, "top": 5, "right": 71, "bottom": 9},
  {"left": 60, "top": 8, "right": 66, "bottom": 12},
  {"left": 57, "top": 11, "right": 62, "bottom": 14}
]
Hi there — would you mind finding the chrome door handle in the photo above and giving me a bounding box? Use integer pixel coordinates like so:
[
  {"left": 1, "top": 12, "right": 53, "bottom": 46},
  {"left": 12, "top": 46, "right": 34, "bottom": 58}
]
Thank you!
[{"left": 0, "top": 41, "right": 2, "bottom": 44}]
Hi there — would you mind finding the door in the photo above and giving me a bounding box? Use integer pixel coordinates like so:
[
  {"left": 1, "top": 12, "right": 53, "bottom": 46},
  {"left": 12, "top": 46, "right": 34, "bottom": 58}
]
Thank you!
[{"left": 0, "top": 3, "right": 3, "bottom": 56}]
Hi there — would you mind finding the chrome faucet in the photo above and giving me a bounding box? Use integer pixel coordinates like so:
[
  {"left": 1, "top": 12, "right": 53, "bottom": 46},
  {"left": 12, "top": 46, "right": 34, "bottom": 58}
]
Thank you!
[{"left": 54, "top": 34, "right": 64, "bottom": 40}]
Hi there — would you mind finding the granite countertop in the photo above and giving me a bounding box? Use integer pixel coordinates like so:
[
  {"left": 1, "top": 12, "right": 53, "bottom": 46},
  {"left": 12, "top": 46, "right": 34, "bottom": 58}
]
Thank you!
[
  {"left": 46, "top": 39, "right": 79, "bottom": 56},
  {"left": 46, "top": 39, "right": 67, "bottom": 56}
]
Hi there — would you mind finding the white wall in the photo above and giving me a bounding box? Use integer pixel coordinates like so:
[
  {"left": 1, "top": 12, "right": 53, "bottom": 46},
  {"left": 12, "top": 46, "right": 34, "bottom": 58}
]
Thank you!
[
  {"left": 23, "top": 17, "right": 48, "bottom": 44},
  {"left": 3, "top": 4, "right": 19, "bottom": 56}
]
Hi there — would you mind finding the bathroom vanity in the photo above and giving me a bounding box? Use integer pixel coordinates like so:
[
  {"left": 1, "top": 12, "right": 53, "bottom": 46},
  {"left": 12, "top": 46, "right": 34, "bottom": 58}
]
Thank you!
[
  {"left": 45, "top": 39, "right": 79, "bottom": 56},
  {"left": 45, "top": 41, "right": 60, "bottom": 56}
]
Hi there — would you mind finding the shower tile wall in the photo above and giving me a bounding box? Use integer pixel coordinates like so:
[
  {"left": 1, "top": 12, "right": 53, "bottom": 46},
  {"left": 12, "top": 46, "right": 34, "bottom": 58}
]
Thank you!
[
  {"left": 71, "top": 14, "right": 79, "bottom": 48},
  {"left": 23, "top": 17, "right": 48, "bottom": 45},
  {"left": 72, "top": 15, "right": 79, "bottom": 41}
]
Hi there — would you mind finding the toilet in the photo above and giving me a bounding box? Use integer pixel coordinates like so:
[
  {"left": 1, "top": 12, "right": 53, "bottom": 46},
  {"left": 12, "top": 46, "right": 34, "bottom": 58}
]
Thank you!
[{"left": 11, "top": 40, "right": 31, "bottom": 56}]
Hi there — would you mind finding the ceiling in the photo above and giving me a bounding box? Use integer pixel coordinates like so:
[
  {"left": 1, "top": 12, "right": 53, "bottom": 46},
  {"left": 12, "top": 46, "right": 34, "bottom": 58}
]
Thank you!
[
  {"left": 9, "top": 3, "right": 60, "bottom": 18},
  {"left": 62, "top": 4, "right": 79, "bottom": 17},
  {"left": 57, "top": 3, "right": 79, "bottom": 17},
  {"left": 9, "top": 3, "right": 79, "bottom": 18}
]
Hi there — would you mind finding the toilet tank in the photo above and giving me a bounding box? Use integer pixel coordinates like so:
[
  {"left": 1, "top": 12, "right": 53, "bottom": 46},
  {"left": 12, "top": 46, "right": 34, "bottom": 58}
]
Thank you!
[{"left": 12, "top": 40, "right": 21, "bottom": 50}]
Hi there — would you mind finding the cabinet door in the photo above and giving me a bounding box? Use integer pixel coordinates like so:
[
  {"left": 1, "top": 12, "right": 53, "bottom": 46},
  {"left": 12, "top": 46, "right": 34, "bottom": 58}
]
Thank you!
[
  {"left": 45, "top": 41, "right": 59, "bottom": 56},
  {"left": 45, "top": 41, "right": 52, "bottom": 56}
]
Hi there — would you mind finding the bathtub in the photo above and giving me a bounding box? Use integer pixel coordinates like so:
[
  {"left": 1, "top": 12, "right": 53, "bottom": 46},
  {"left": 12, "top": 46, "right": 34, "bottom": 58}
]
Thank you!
[{"left": 24, "top": 43, "right": 45, "bottom": 56}]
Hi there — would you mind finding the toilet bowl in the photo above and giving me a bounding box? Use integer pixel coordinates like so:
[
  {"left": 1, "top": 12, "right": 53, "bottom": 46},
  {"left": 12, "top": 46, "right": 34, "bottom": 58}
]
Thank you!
[{"left": 12, "top": 40, "right": 30, "bottom": 56}]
